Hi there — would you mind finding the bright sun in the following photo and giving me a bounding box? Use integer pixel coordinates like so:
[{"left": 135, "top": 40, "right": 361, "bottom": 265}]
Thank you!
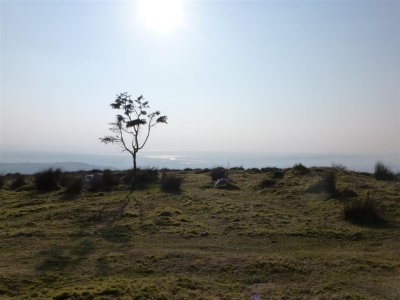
[{"left": 138, "top": 0, "right": 185, "bottom": 34}]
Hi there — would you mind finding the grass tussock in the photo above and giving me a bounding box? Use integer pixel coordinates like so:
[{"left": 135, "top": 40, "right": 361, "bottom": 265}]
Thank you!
[
  {"left": 292, "top": 163, "right": 310, "bottom": 174},
  {"left": 63, "top": 176, "right": 83, "bottom": 195},
  {"left": 374, "top": 162, "right": 397, "bottom": 181},
  {"left": 210, "top": 167, "right": 228, "bottom": 181},
  {"left": 344, "top": 197, "right": 386, "bottom": 225},
  {"left": 0, "top": 167, "right": 399, "bottom": 299},
  {"left": 34, "top": 168, "right": 62, "bottom": 191},
  {"left": 306, "top": 171, "right": 338, "bottom": 197},
  {"left": 10, "top": 173, "right": 26, "bottom": 190},
  {"left": 256, "top": 179, "right": 276, "bottom": 189},
  {"left": 123, "top": 168, "right": 159, "bottom": 188},
  {"left": 161, "top": 172, "right": 183, "bottom": 193}
]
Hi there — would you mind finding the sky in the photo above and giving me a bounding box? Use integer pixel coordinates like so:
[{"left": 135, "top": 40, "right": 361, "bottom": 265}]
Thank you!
[{"left": 1, "top": 0, "right": 399, "bottom": 158}]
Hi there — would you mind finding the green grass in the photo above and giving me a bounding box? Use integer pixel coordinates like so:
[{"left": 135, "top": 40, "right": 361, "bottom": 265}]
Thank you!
[{"left": 0, "top": 168, "right": 399, "bottom": 299}]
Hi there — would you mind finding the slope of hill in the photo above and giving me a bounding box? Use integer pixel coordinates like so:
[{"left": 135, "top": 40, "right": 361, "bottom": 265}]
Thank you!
[{"left": 0, "top": 167, "right": 399, "bottom": 299}]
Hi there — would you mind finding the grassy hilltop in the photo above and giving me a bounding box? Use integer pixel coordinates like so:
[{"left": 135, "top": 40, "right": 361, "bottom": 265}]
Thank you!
[{"left": 0, "top": 166, "right": 399, "bottom": 299}]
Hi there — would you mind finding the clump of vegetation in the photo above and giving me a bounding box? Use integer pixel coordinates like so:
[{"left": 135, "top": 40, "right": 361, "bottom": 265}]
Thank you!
[
  {"left": 292, "top": 163, "right": 310, "bottom": 174},
  {"left": 123, "top": 168, "right": 159, "bottom": 188},
  {"left": 161, "top": 172, "right": 183, "bottom": 193},
  {"left": 63, "top": 176, "right": 83, "bottom": 195},
  {"left": 102, "top": 169, "right": 118, "bottom": 189},
  {"left": 331, "top": 163, "right": 347, "bottom": 172},
  {"left": 344, "top": 197, "right": 386, "bottom": 225},
  {"left": 210, "top": 167, "right": 228, "bottom": 181},
  {"left": 306, "top": 171, "right": 339, "bottom": 197},
  {"left": 10, "top": 173, "right": 26, "bottom": 190},
  {"left": 374, "top": 162, "right": 396, "bottom": 181},
  {"left": 214, "top": 178, "right": 240, "bottom": 190},
  {"left": 34, "top": 168, "right": 62, "bottom": 191},
  {"left": 0, "top": 175, "right": 4, "bottom": 189},
  {"left": 256, "top": 179, "right": 276, "bottom": 189}
]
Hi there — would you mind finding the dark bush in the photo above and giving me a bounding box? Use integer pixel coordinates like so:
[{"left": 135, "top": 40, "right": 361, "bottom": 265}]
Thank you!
[
  {"left": 306, "top": 171, "right": 338, "bottom": 196},
  {"left": 64, "top": 177, "right": 83, "bottom": 194},
  {"left": 0, "top": 175, "right": 4, "bottom": 189},
  {"left": 214, "top": 178, "right": 240, "bottom": 190},
  {"left": 34, "top": 168, "right": 61, "bottom": 191},
  {"left": 230, "top": 166, "right": 244, "bottom": 171},
  {"left": 247, "top": 168, "right": 261, "bottom": 173},
  {"left": 374, "top": 162, "right": 396, "bottom": 181},
  {"left": 10, "top": 173, "right": 26, "bottom": 190},
  {"left": 292, "top": 163, "right": 310, "bottom": 174},
  {"left": 344, "top": 197, "right": 386, "bottom": 225},
  {"left": 210, "top": 167, "right": 228, "bottom": 181},
  {"left": 256, "top": 179, "right": 276, "bottom": 189},
  {"left": 161, "top": 172, "right": 183, "bottom": 193},
  {"left": 123, "top": 168, "right": 159, "bottom": 187},
  {"left": 102, "top": 169, "right": 117, "bottom": 188}
]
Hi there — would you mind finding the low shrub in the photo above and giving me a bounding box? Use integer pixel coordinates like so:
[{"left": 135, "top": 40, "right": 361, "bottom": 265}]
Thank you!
[
  {"left": 64, "top": 177, "right": 83, "bottom": 194},
  {"left": 256, "top": 179, "right": 276, "bottom": 189},
  {"left": 123, "top": 168, "right": 159, "bottom": 187},
  {"left": 102, "top": 169, "right": 117, "bottom": 188},
  {"left": 0, "top": 175, "right": 4, "bottom": 189},
  {"left": 292, "top": 163, "right": 310, "bottom": 174},
  {"left": 10, "top": 173, "right": 26, "bottom": 190},
  {"left": 344, "top": 197, "right": 386, "bottom": 225},
  {"left": 210, "top": 167, "right": 228, "bottom": 181},
  {"left": 34, "top": 168, "right": 61, "bottom": 191},
  {"left": 374, "top": 162, "right": 396, "bottom": 181},
  {"left": 306, "top": 171, "right": 338, "bottom": 196},
  {"left": 161, "top": 172, "right": 183, "bottom": 193},
  {"left": 214, "top": 178, "right": 240, "bottom": 190},
  {"left": 331, "top": 163, "right": 347, "bottom": 172},
  {"left": 247, "top": 168, "right": 261, "bottom": 173}
]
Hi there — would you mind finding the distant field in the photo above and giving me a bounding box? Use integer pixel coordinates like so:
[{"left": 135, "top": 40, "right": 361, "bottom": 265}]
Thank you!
[{"left": 0, "top": 167, "right": 399, "bottom": 299}]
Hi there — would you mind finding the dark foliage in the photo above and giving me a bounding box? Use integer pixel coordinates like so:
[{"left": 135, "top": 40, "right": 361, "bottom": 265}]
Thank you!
[
  {"left": 64, "top": 177, "right": 83, "bottom": 194},
  {"left": 271, "top": 170, "right": 284, "bottom": 179},
  {"left": 123, "top": 168, "right": 159, "bottom": 188},
  {"left": 292, "top": 163, "right": 310, "bottom": 174},
  {"left": 0, "top": 175, "right": 4, "bottom": 189},
  {"left": 247, "top": 168, "right": 261, "bottom": 173},
  {"left": 306, "top": 171, "right": 338, "bottom": 197},
  {"left": 102, "top": 170, "right": 117, "bottom": 188},
  {"left": 214, "top": 178, "right": 240, "bottom": 190},
  {"left": 256, "top": 179, "right": 276, "bottom": 189},
  {"left": 210, "top": 167, "right": 228, "bottom": 181},
  {"left": 230, "top": 166, "right": 245, "bottom": 171},
  {"left": 34, "top": 168, "right": 61, "bottom": 191},
  {"left": 374, "top": 162, "right": 397, "bottom": 181},
  {"left": 10, "top": 173, "right": 26, "bottom": 190},
  {"left": 261, "top": 167, "right": 281, "bottom": 173},
  {"left": 344, "top": 197, "right": 386, "bottom": 225},
  {"left": 161, "top": 172, "right": 183, "bottom": 193}
]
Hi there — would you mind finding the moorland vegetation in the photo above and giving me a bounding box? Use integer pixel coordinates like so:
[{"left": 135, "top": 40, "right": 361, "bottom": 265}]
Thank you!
[{"left": 0, "top": 162, "right": 399, "bottom": 299}]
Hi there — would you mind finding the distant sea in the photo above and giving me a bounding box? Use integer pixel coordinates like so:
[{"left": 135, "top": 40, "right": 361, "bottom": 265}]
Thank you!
[{"left": 0, "top": 149, "right": 399, "bottom": 174}]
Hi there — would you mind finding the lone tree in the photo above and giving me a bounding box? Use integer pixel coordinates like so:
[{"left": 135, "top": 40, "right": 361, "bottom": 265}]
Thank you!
[{"left": 100, "top": 92, "right": 167, "bottom": 189}]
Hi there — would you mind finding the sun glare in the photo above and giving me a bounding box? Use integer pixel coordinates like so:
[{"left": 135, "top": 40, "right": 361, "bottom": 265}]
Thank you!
[{"left": 138, "top": 0, "right": 185, "bottom": 34}]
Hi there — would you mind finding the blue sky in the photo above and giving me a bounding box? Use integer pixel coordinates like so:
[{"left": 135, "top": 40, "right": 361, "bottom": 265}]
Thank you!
[{"left": 1, "top": 0, "right": 399, "bottom": 157}]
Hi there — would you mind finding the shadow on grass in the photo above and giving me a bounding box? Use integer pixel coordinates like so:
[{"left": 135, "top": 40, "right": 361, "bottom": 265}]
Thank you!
[
  {"left": 36, "top": 246, "right": 72, "bottom": 272},
  {"left": 96, "top": 225, "right": 133, "bottom": 243}
]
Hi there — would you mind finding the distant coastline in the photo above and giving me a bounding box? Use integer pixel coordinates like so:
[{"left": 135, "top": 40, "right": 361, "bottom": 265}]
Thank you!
[{"left": 1, "top": 149, "right": 399, "bottom": 174}]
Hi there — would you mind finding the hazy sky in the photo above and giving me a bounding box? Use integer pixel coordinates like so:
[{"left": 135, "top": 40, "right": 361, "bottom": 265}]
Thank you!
[{"left": 1, "top": 0, "right": 399, "bottom": 156}]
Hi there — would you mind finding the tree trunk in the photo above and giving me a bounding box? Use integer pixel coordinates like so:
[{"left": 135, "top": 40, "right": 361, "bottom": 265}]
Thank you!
[{"left": 132, "top": 152, "right": 137, "bottom": 190}]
